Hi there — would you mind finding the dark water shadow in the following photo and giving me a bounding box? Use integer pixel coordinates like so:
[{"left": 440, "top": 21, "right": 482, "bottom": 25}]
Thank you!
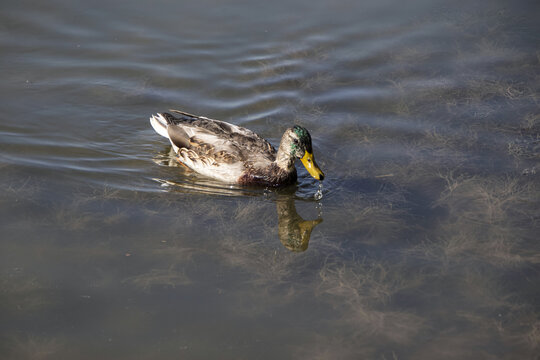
[{"left": 152, "top": 146, "right": 324, "bottom": 252}]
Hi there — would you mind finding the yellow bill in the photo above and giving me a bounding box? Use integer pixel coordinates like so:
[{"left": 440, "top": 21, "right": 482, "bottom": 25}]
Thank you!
[{"left": 300, "top": 151, "right": 325, "bottom": 181}]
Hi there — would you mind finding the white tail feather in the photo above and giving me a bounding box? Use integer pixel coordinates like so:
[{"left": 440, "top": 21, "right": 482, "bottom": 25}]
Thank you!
[{"left": 149, "top": 114, "right": 169, "bottom": 138}]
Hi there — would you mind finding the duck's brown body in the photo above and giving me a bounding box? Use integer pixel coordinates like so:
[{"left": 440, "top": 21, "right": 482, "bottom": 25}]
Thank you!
[
  {"left": 150, "top": 110, "right": 323, "bottom": 186},
  {"left": 238, "top": 163, "right": 297, "bottom": 186}
]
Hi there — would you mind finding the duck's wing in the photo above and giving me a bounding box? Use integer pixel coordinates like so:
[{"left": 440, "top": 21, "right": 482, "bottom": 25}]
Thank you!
[
  {"left": 149, "top": 111, "right": 276, "bottom": 183},
  {"left": 170, "top": 110, "right": 276, "bottom": 158},
  {"left": 151, "top": 110, "right": 276, "bottom": 160}
]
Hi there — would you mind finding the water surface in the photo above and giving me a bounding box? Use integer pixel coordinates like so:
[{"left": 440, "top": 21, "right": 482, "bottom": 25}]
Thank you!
[{"left": 1, "top": 0, "right": 539, "bottom": 358}]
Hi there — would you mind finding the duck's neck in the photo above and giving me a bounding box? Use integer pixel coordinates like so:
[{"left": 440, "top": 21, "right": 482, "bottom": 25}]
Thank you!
[{"left": 275, "top": 137, "right": 295, "bottom": 172}]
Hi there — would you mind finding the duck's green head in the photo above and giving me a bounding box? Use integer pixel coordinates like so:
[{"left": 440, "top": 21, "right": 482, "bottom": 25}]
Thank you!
[{"left": 288, "top": 125, "right": 325, "bottom": 181}]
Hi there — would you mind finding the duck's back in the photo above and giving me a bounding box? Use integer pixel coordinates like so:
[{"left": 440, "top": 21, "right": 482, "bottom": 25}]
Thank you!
[
  {"left": 150, "top": 110, "right": 281, "bottom": 184},
  {"left": 163, "top": 110, "right": 276, "bottom": 161}
]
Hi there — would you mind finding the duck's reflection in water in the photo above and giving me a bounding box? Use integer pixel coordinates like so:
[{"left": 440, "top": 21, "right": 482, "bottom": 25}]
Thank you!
[
  {"left": 276, "top": 194, "right": 322, "bottom": 252},
  {"left": 153, "top": 147, "right": 323, "bottom": 252}
]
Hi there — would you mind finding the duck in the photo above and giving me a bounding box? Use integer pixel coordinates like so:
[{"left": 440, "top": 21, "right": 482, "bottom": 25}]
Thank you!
[{"left": 149, "top": 109, "right": 324, "bottom": 186}]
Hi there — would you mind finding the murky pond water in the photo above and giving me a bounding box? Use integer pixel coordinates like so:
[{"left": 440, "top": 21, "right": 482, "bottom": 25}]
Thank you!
[{"left": 1, "top": 0, "right": 539, "bottom": 358}]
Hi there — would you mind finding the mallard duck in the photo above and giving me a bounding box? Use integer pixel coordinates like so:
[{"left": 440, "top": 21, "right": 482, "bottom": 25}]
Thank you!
[{"left": 149, "top": 109, "right": 324, "bottom": 186}]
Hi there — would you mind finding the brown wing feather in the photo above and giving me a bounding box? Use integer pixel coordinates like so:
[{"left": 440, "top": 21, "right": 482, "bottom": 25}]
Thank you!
[
  {"left": 163, "top": 110, "right": 276, "bottom": 163},
  {"left": 167, "top": 125, "right": 190, "bottom": 149},
  {"left": 188, "top": 136, "right": 240, "bottom": 164}
]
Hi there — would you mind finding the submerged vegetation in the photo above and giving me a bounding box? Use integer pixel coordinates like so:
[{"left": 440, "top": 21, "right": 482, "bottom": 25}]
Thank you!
[{"left": 1, "top": 2, "right": 539, "bottom": 359}]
